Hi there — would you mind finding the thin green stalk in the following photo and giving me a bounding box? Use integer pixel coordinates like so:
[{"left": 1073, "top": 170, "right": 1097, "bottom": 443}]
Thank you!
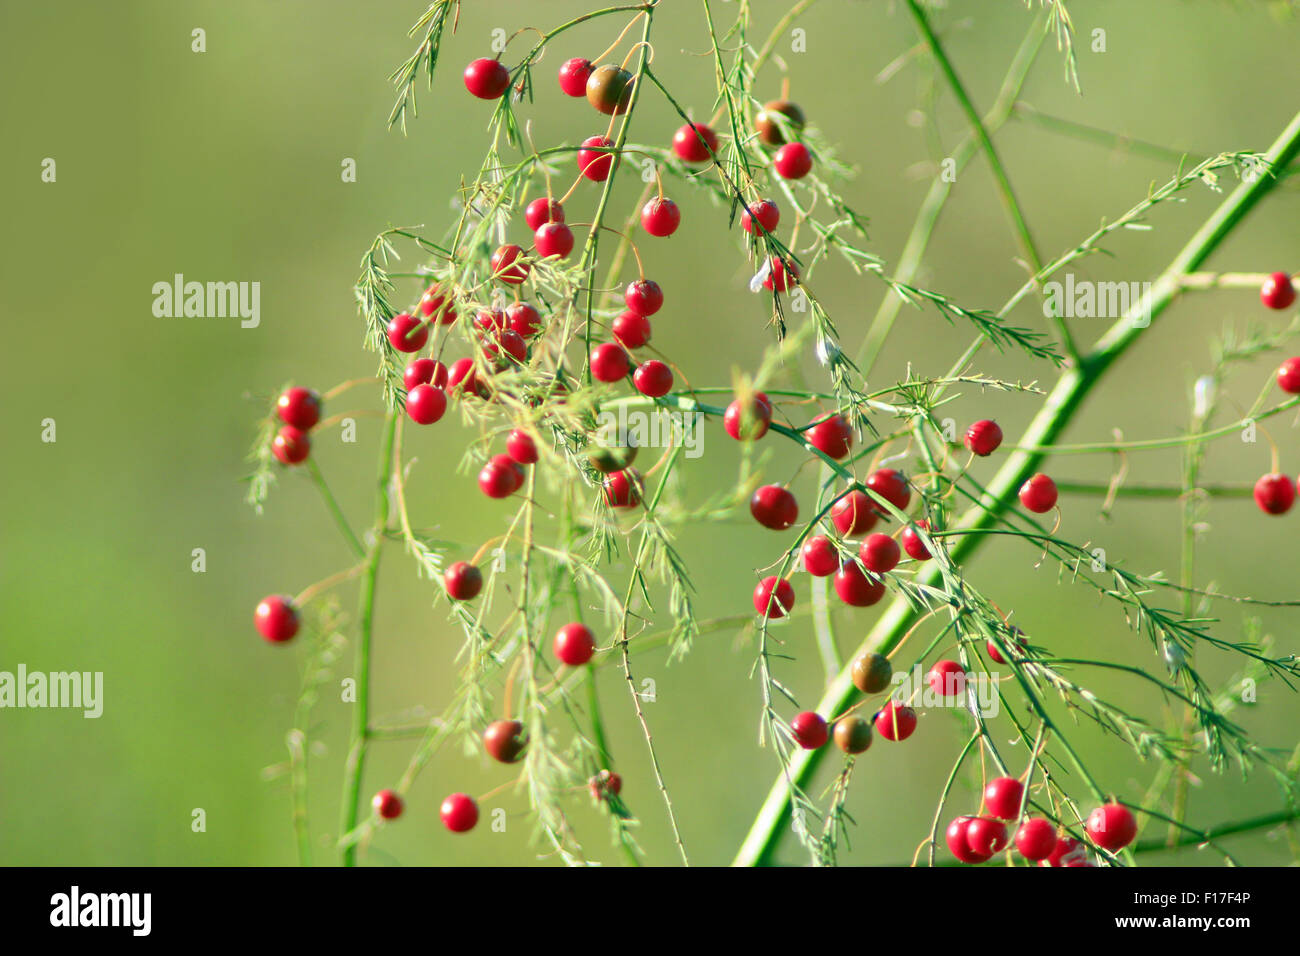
[
  {"left": 307, "top": 459, "right": 366, "bottom": 559},
  {"left": 732, "top": 107, "right": 1300, "bottom": 866}
]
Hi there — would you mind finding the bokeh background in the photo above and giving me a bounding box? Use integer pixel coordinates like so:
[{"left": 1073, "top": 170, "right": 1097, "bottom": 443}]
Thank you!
[{"left": 2, "top": 0, "right": 1299, "bottom": 866}]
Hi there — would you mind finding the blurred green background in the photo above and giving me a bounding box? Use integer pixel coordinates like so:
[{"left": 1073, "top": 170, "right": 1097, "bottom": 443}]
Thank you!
[{"left": 2, "top": 0, "right": 1299, "bottom": 866}]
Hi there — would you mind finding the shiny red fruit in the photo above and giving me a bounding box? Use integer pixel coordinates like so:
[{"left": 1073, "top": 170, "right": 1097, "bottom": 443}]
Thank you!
[
  {"left": 603, "top": 469, "right": 640, "bottom": 508},
  {"left": 874, "top": 701, "right": 917, "bottom": 741},
  {"left": 534, "top": 222, "right": 574, "bottom": 259},
  {"left": 763, "top": 255, "right": 800, "bottom": 292},
  {"left": 419, "top": 283, "right": 457, "bottom": 324},
  {"left": 404, "top": 358, "right": 447, "bottom": 391},
  {"left": 624, "top": 279, "right": 664, "bottom": 316},
  {"left": 440, "top": 793, "right": 479, "bottom": 832},
  {"left": 1019, "top": 473, "right": 1058, "bottom": 513},
  {"left": 641, "top": 198, "right": 681, "bottom": 237},
  {"left": 1261, "top": 271, "right": 1296, "bottom": 310},
  {"left": 386, "top": 312, "right": 428, "bottom": 353},
  {"left": 464, "top": 57, "right": 510, "bottom": 99},
  {"left": 834, "top": 564, "right": 886, "bottom": 607},
  {"left": 612, "top": 310, "right": 651, "bottom": 348},
  {"left": 741, "top": 199, "right": 780, "bottom": 235},
  {"left": 750, "top": 484, "right": 798, "bottom": 530},
  {"left": 554, "top": 622, "right": 596, "bottom": 665},
  {"left": 1254, "top": 473, "right": 1295, "bottom": 515},
  {"left": 1277, "top": 357, "right": 1300, "bottom": 394},
  {"left": 966, "top": 816, "right": 1009, "bottom": 856},
  {"left": 405, "top": 384, "right": 447, "bottom": 425},
  {"left": 255, "top": 595, "right": 300, "bottom": 643},
  {"left": 276, "top": 387, "right": 321, "bottom": 431},
  {"left": 859, "top": 534, "right": 900, "bottom": 574},
  {"left": 1015, "top": 818, "right": 1058, "bottom": 861},
  {"left": 790, "top": 711, "right": 828, "bottom": 750},
  {"left": 507, "top": 302, "right": 543, "bottom": 337},
  {"left": 866, "top": 468, "right": 911, "bottom": 514},
  {"left": 987, "top": 626, "right": 1026, "bottom": 664},
  {"left": 490, "top": 244, "right": 529, "bottom": 285},
  {"left": 831, "top": 490, "right": 878, "bottom": 536},
  {"left": 946, "top": 815, "right": 991, "bottom": 864},
  {"left": 984, "top": 776, "right": 1025, "bottom": 820},
  {"left": 965, "top": 419, "right": 1003, "bottom": 457},
  {"left": 557, "top": 57, "right": 593, "bottom": 97},
  {"left": 578, "top": 135, "right": 617, "bottom": 181},
  {"left": 484, "top": 719, "right": 527, "bottom": 763},
  {"left": 633, "top": 360, "right": 673, "bottom": 397},
  {"left": 724, "top": 392, "right": 773, "bottom": 441},
  {"left": 591, "top": 343, "right": 632, "bottom": 383},
  {"left": 801, "top": 534, "right": 839, "bottom": 576},
  {"left": 484, "top": 328, "right": 527, "bottom": 368},
  {"left": 372, "top": 789, "right": 403, "bottom": 820},
  {"left": 525, "top": 197, "right": 564, "bottom": 230},
  {"left": 1042, "top": 835, "right": 1087, "bottom": 867},
  {"left": 805, "top": 413, "right": 853, "bottom": 459},
  {"left": 506, "top": 429, "right": 539, "bottom": 465},
  {"left": 901, "top": 521, "right": 932, "bottom": 561},
  {"left": 774, "top": 142, "right": 813, "bottom": 179},
  {"left": 271, "top": 426, "right": 311, "bottom": 465},
  {"left": 927, "top": 660, "right": 966, "bottom": 698},
  {"left": 449, "top": 358, "right": 487, "bottom": 399},
  {"left": 1086, "top": 803, "right": 1137, "bottom": 851},
  {"left": 479, "top": 454, "right": 525, "bottom": 499},
  {"left": 753, "top": 576, "right": 795, "bottom": 618},
  {"left": 444, "top": 561, "right": 483, "bottom": 601},
  {"left": 672, "top": 122, "right": 718, "bottom": 163}
]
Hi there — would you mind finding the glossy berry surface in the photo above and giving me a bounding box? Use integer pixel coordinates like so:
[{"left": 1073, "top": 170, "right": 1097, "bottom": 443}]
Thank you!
[
  {"left": 612, "top": 310, "right": 651, "bottom": 349},
  {"left": 874, "top": 701, "right": 917, "bottom": 741},
  {"left": 404, "top": 358, "right": 447, "bottom": 391},
  {"left": 790, "top": 711, "right": 828, "bottom": 750},
  {"left": 591, "top": 343, "right": 631, "bottom": 383},
  {"left": 464, "top": 58, "right": 510, "bottom": 99},
  {"left": 507, "top": 302, "right": 543, "bottom": 337},
  {"left": 479, "top": 455, "right": 524, "bottom": 499},
  {"left": 444, "top": 561, "right": 483, "bottom": 601},
  {"left": 801, "top": 535, "right": 839, "bottom": 576},
  {"left": 490, "top": 244, "right": 529, "bottom": 285},
  {"left": 834, "top": 564, "right": 885, "bottom": 607},
  {"left": 255, "top": 595, "right": 300, "bottom": 643},
  {"left": 271, "top": 426, "right": 310, "bottom": 466},
  {"left": 554, "top": 622, "right": 596, "bottom": 666},
  {"left": 966, "top": 816, "right": 1009, "bottom": 856},
  {"left": 763, "top": 255, "right": 800, "bottom": 292},
  {"left": 901, "top": 522, "right": 932, "bottom": 561},
  {"left": 276, "top": 387, "right": 321, "bottom": 431},
  {"left": 834, "top": 716, "right": 873, "bottom": 754},
  {"left": 633, "top": 360, "right": 673, "bottom": 397},
  {"left": 557, "top": 57, "right": 593, "bottom": 97},
  {"left": 405, "top": 384, "right": 447, "bottom": 425},
  {"left": 774, "top": 142, "right": 813, "bottom": 179},
  {"left": 419, "top": 283, "right": 457, "bottom": 324},
  {"left": 831, "top": 490, "right": 879, "bottom": 537},
  {"left": 750, "top": 484, "right": 799, "bottom": 530},
  {"left": 987, "top": 626, "right": 1026, "bottom": 664},
  {"left": 1042, "top": 835, "right": 1087, "bottom": 867},
  {"left": 927, "top": 660, "right": 966, "bottom": 698},
  {"left": 859, "top": 533, "right": 901, "bottom": 574},
  {"left": 946, "top": 815, "right": 991, "bottom": 864},
  {"left": 984, "top": 776, "right": 1025, "bottom": 820},
  {"left": 506, "top": 429, "right": 539, "bottom": 465},
  {"left": 440, "top": 793, "right": 479, "bottom": 833},
  {"left": 865, "top": 468, "right": 911, "bottom": 514},
  {"left": 534, "top": 221, "right": 574, "bottom": 259},
  {"left": 1015, "top": 818, "right": 1058, "bottom": 861},
  {"left": 641, "top": 198, "right": 681, "bottom": 237},
  {"left": 754, "top": 99, "right": 806, "bottom": 146},
  {"left": 1019, "top": 473, "right": 1058, "bottom": 513},
  {"left": 1086, "top": 802, "right": 1137, "bottom": 851},
  {"left": 672, "top": 122, "right": 718, "bottom": 163},
  {"left": 1254, "top": 473, "right": 1295, "bottom": 515},
  {"left": 724, "top": 392, "right": 773, "bottom": 441},
  {"left": 483, "top": 719, "right": 527, "bottom": 763},
  {"left": 624, "top": 279, "right": 663, "bottom": 316},
  {"left": 525, "top": 197, "right": 564, "bottom": 230},
  {"left": 965, "top": 419, "right": 1003, "bottom": 457},
  {"left": 603, "top": 469, "right": 640, "bottom": 508},
  {"left": 585, "top": 63, "right": 633, "bottom": 115},
  {"left": 851, "top": 652, "right": 892, "bottom": 694},
  {"left": 741, "top": 199, "right": 780, "bottom": 235},
  {"left": 1277, "top": 357, "right": 1300, "bottom": 394},
  {"left": 386, "top": 312, "right": 428, "bottom": 353},
  {"left": 753, "top": 576, "right": 795, "bottom": 618},
  {"left": 1261, "top": 271, "right": 1296, "bottom": 310},
  {"left": 372, "top": 789, "right": 403, "bottom": 820},
  {"left": 448, "top": 358, "right": 486, "bottom": 399},
  {"left": 805, "top": 413, "right": 853, "bottom": 459},
  {"left": 577, "top": 135, "right": 616, "bottom": 181}
]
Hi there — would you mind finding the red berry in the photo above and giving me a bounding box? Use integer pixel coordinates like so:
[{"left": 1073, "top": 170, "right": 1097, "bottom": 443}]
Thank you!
[
  {"left": 254, "top": 594, "right": 300, "bottom": 643},
  {"left": 741, "top": 199, "right": 780, "bottom": 235},
  {"left": 1261, "top": 271, "right": 1296, "bottom": 310},
  {"left": 866, "top": 468, "right": 911, "bottom": 514},
  {"left": 1015, "top": 818, "right": 1058, "bottom": 861},
  {"left": 405, "top": 384, "right": 447, "bottom": 425},
  {"left": 834, "top": 564, "right": 886, "bottom": 607},
  {"left": 484, "top": 328, "right": 527, "bottom": 369},
  {"left": 483, "top": 719, "right": 527, "bottom": 763},
  {"left": 271, "top": 426, "right": 311, "bottom": 465},
  {"left": 1277, "top": 357, "right": 1300, "bottom": 394},
  {"left": 633, "top": 360, "right": 673, "bottom": 397},
  {"left": 490, "top": 244, "right": 529, "bottom": 285},
  {"left": 724, "top": 392, "right": 773, "bottom": 441},
  {"left": 750, "top": 484, "right": 799, "bottom": 530},
  {"left": 612, "top": 310, "right": 652, "bottom": 349},
  {"left": 753, "top": 576, "right": 795, "bottom": 618},
  {"left": 641, "top": 198, "right": 681, "bottom": 237},
  {"left": 525, "top": 197, "right": 564, "bottom": 231},
  {"left": 966, "top": 816, "right": 1009, "bottom": 856},
  {"left": 1254, "top": 473, "right": 1295, "bottom": 515},
  {"left": 624, "top": 279, "right": 664, "bottom": 316},
  {"left": 386, "top": 312, "right": 428, "bottom": 353},
  {"left": 585, "top": 64, "right": 634, "bottom": 115},
  {"left": 672, "top": 122, "right": 718, "bottom": 163},
  {"left": 464, "top": 58, "right": 510, "bottom": 99},
  {"left": 534, "top": 221, "right": 575, "bottom": 259},
  {"left": 419, "top": 284, "right": 457, "bottom": 325},
  {"left": 805, "top": 413, "right": 853, "bottom": 460},
  {"left": 578, "top": 135, "right": 617, "bottom": 181},
  {"left": 859, "top": 534, "right": 900, "bottom": 574},
  {"left": 276, "top": 387, "right": 322, "bottom": 431},
  {"left": 557, "top": 57, "right": 593, "bottom": 97},
  {"left": 473, "top": 310, "right": 505, "bottom": 333},
  {"left": 603, "top": 469, "right": 641, "bottom": 508},
  {"left": 946, "top": 815, "right": 992, "bottom": 864},
  {"left": 901, "top": 521, "right": 932, "bottom": 561},
  {"left": 801, "top": 534, "right": 839, "bottom": 576},
  {"left": 987, "top": 626, "right": 1025, "bottom": 665},
  {"left": 831, "top": 490, "right": 879, "bottom": 536},
  {"left": 790, "top": 711, "right": 829, "bottom": 750},
  {"left": 984, "top": 776, "right": 1025, "bottom": 820},
  {"left": 1019, "top": 473, "right": 1058, "bottom": 513},
  {"left": 440, "top": 793, "right": 479, "bottom": 832},
  {"left": 404, "top": 358, "right": 448, "bottom": 391},
  {"left": 449, "top": 358, "right": 488, "bottom": 399},
  {"left": 444, "top": 561, "right": 483, "bottom": 601},
  {"left": 507, "top": 429, "right": 539, "bottom": 465},
  {"left": 372, "top": 789, "right": 403, "bottom": 820},
  {"left": 507, "top": 302, "right": 543, "bottom": 337},
  {"left": 1042, "top": 835, "right": 1087, "bottom": 867},
  {"left": 479, "top": 454, "right": 524, "bottom": 499},
  {"left": 591, "top": 343, "right": 631, "bottom": 383},
  {"left": 589, "top": 769, "right": 623, "bottom": 800},
  {"left": 965, "top": 420, "right": 1003, "bottom": 457},
  {"left": 927, "top": 660, "right": 966, "bottom": 698},
  {"left": 554, "top": 622, "right": 596, "bottom": 666},
  {"left": 763, "top": 255, "right": 800, "bottom": 292},
  {"left": 774, "top": 142, "right": 813, "bottom": 179},
  {"left": 874, "top": 701, "right": 917, "bottom": 741},
  {"left": 1085, "top": 802, "right": 1137, "bottom": 851}
]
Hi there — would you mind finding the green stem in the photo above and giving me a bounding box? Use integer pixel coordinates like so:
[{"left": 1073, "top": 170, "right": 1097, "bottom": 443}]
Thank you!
[{"left": 307, "top": 459, "right": 366, "bottom": 559}]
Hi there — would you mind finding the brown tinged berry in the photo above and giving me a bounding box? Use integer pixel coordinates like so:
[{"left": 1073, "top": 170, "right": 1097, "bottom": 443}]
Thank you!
[
  {"left": 483, "top": 719, "right": 527, "bottom": 764},
  {"left": 851, "top": 652, "right": 893, "bottom": 694},
  {"left": 585, "top": 64, "right": 634, "bottom": 115},
  {"left": 833, "top": 716, "right": 873, "bottom": 754},
  {"left": 754, "top": 99, "right": 806, "bottom": 146}
]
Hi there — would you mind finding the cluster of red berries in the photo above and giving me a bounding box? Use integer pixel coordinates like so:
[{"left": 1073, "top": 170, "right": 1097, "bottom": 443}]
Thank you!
[{"left": 269, "top": 386, "right": 323, "bottom": 466}]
